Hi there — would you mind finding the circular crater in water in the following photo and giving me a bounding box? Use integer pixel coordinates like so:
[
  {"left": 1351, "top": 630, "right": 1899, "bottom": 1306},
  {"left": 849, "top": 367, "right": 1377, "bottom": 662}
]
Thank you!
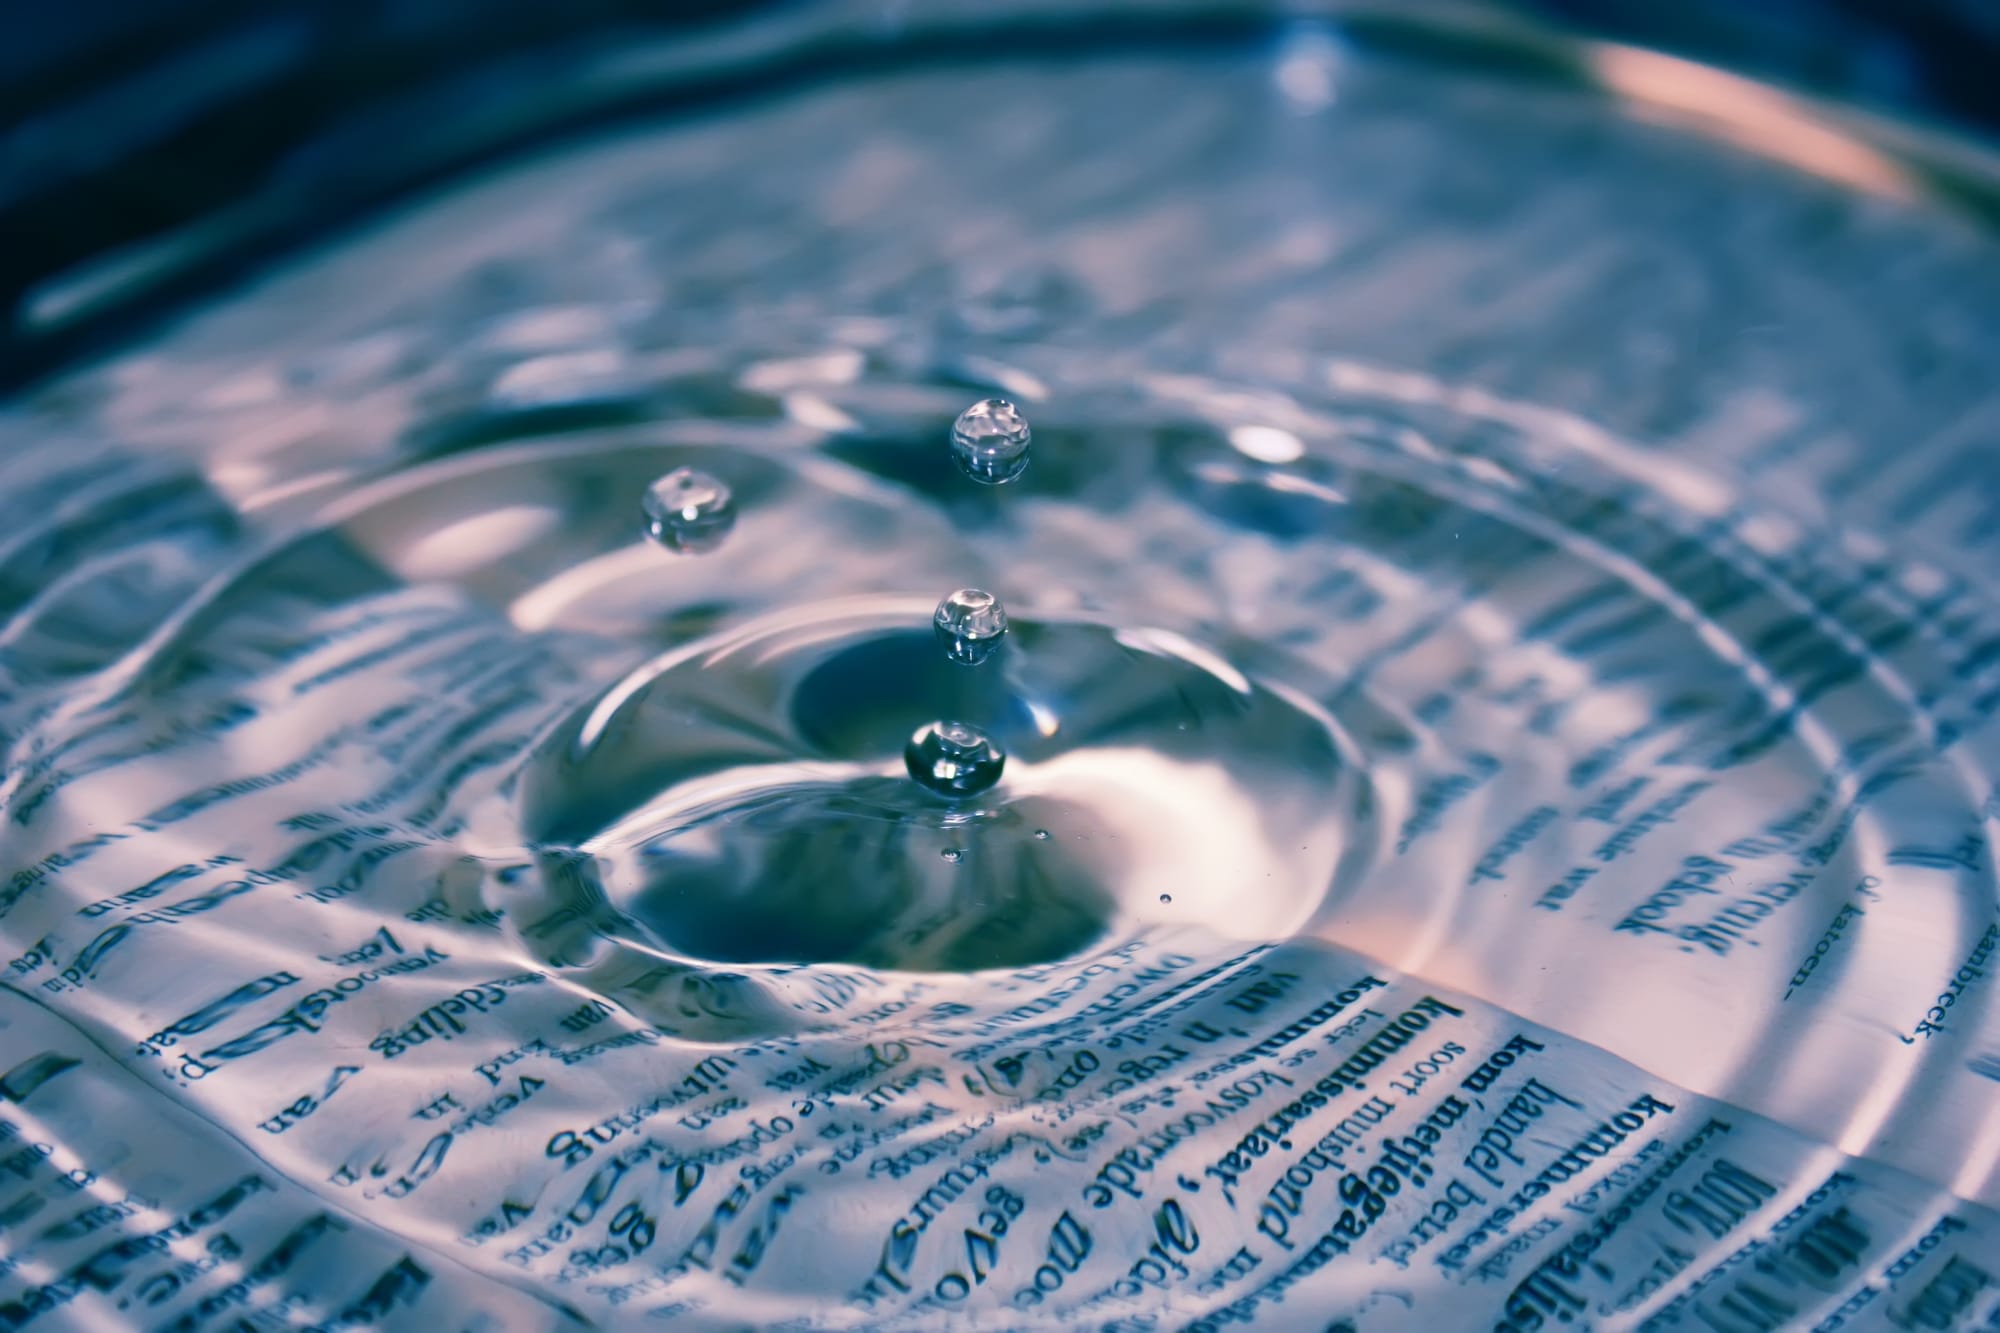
[{"left": 512, "top": 597, "right": 1366, "bottom": 972}]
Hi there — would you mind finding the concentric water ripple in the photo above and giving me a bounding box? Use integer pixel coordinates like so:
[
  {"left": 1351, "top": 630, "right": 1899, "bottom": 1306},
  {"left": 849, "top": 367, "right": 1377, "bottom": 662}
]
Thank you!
[{"left": 3, "top": 22, "right": 2000, "bottom": 1332}]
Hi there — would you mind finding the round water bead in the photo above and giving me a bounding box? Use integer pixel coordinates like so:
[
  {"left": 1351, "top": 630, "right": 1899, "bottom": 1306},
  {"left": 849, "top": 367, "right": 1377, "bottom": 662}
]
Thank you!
[
  {"left": 933, "top": 588, "right": 1008, "bottom": 665},
  {"left": 950, "top": 398, "right": 1031, "bottom": 484},
  {"left": 642, "top": 467, "right": 736, "bottom": 553},
  {"left": 905, "top": 720, "right": 1006, "bottom": 797}
]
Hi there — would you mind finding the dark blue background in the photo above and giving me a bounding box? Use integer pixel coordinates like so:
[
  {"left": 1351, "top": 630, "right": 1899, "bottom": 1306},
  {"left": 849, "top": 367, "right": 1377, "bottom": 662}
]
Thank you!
[{"left": 4, "top": 0, "right": 1994, "bottom": 387}]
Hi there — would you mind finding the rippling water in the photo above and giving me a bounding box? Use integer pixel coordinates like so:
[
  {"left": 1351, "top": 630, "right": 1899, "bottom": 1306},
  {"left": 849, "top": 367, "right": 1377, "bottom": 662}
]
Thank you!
[{"left": 3, "top": 21, "right": 2000, "bottom": 1332}]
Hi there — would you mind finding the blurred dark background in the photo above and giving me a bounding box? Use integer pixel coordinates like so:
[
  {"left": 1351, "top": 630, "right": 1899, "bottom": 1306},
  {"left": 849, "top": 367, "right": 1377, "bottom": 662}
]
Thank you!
[{"left": 4, "top": 0, "right": 1997, "bottom": 389}]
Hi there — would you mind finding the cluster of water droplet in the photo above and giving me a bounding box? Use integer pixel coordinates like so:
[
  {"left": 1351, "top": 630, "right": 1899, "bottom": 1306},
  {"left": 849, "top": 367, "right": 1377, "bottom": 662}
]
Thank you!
[
  {"left": 906, "top": 588, "right": 1009, "bottom": 801},
  {"left": 900, "top": 400, "right": 1034, "bottom": 805},
  {"left": 639, "top": 403, "right": 1032, "bottom": 809}
]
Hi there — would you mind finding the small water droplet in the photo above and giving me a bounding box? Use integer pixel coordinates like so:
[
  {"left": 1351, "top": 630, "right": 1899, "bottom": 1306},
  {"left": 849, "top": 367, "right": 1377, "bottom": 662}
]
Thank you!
[
  {"left": 904, "top": 720, "right": 1006, "bottom": 797},
  {"left": 642, "top": 467, "right": 735, "bottom": 553},
  {"left": 1033, "top": 829, "right": 1051, "bottom": 841},
  {"left": 933, "top": 588, "right": 1008, "bottom": 665},
  {"left": 951, "top": 398, "right": 1031, "bottom": 484},
  {"left": 1159, "top": 894, "right": 1173, "bottom": 904},
  {"left": 941, "top": 848, "right": 964, "bottom": 864}
]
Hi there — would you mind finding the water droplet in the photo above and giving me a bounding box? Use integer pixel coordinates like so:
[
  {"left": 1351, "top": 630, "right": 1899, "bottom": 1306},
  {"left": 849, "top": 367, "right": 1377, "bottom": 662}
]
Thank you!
[
  {"left": 1033, "top": 829, "right": 1051, "bottom": 841},
  {"left": 941, "top": 848, "right": 964, "bottom": 864},
  {"left": 904, "top": 720, "right": 1006, "bottom": 797},
  {"left": 950, "top": 398, "right": 1031, "bottom": 485},
  {"left": 642, "top": 467, "right": 736, "bottom": 553},
  {"left": 1160, "top": 894, "right": 1173, "bottom": 904},
  {"left": 933, "top": 588, "right": 1009, "bottom": 665}
]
